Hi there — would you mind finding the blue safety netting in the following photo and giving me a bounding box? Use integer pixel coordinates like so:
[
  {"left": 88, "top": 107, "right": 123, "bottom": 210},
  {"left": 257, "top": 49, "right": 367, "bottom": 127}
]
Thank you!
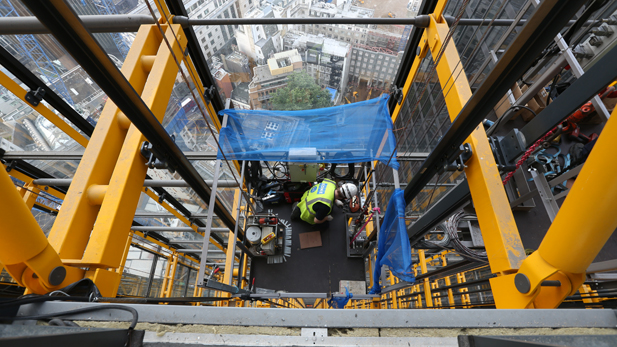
[
  {"left": 328, "top": 287, "right": 353, "bottom": 309},
  {"left": 369, "top": 189, "right": 415, "bottom": 294},
  {"left": 217, "top": 94, "right": 399, "bottom": 169}
]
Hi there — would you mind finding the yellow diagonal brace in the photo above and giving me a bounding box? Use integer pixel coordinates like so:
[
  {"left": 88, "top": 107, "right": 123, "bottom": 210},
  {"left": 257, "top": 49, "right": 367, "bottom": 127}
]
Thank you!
[
  {"left": 80, "top": 24, "right": 187, "bottom": 268},
  {"left": 425, "top": 14, "right": 525, "bottom": 273},
  {"left": 0, "top": 70, "right": 89, "bottom": 148},
  {"left": 47, "top": 25, "right": 161, "bottom": 260}
]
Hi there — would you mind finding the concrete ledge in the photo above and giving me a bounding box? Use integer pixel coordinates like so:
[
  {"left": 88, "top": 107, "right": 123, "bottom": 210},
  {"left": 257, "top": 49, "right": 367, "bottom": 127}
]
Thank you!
[{"left": 16, "top": 302, "right": 617, "bottom": 328}]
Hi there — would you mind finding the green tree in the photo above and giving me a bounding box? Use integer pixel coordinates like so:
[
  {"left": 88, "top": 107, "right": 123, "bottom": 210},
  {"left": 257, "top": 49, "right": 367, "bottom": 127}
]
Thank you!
[{"left": 270, "top": 71, "right": 333, "bottom": 110}]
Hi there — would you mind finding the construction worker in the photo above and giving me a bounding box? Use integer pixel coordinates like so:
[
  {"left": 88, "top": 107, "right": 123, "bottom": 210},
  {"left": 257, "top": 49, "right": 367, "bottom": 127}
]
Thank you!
[{"left": 291, "top": 179, "right": 358, "bottom": 224}]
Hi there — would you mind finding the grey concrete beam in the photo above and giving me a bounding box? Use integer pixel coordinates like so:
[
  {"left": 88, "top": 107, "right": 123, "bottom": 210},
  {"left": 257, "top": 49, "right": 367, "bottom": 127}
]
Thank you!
[{"left": 15, "top": 302, "right": 617, "bottom": 328}]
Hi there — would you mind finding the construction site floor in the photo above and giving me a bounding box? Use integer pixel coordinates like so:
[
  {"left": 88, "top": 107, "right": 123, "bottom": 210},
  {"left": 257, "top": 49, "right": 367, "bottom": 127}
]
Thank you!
[{"left": 251, "top": 203, "right": 365, "bottom": 294}]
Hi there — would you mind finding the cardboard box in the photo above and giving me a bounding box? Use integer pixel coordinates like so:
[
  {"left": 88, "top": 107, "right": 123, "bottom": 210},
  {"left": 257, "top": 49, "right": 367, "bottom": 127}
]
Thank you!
[
  {"left": 494, "top": 93, "right": 511, "bottom": 119},
  {"left": 518, "top": 85, "right": 547, "bottom": 121},
  {"left": 299, "top": 231, "right": 322, "bottom": 249}
]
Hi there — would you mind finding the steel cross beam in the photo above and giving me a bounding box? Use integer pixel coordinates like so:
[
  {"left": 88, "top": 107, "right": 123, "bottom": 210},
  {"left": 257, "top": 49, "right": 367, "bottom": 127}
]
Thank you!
[
  {"left": 21, "top": 0, "right": 238, "bottom": 236},
  {"left": 0, "top": 14, "right": 155, "bottom": 34}
]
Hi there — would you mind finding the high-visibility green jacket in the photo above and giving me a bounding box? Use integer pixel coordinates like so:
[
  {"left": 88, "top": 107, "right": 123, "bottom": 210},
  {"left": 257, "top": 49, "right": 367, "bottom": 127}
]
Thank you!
[{"left": 298, "top": 178, "right": 336, "bottom": 224}]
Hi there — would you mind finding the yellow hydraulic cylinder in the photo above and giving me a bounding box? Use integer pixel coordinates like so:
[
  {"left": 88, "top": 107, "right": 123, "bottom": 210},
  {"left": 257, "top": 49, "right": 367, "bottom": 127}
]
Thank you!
[
  {"left": 0, "top": 166, "right": 82, "bottom": 292},
  {"left": 491, "top": 104, "right": 617, "bottom": 308}
]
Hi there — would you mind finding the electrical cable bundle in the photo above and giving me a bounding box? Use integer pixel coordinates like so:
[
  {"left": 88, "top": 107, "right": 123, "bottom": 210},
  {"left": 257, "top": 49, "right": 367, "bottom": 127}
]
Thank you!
[
  {"left": 415, "top": 223, "right": 451, "bottom": 249},
  {"left": 444, "top": 211, "right": 488, "bottom": 262}
]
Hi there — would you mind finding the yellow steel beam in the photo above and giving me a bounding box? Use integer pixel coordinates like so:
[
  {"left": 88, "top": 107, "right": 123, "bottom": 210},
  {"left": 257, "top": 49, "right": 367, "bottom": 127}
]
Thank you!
[
  {"left": 424, "top": 13, "right": 525, "bottom": 274},
  {"left": 490, "top": 102, "right": 617, "bottom": 308},
  {"left": 390, "top": 32, "right": 428, "bottom": 125},
  {"left": 80, "top": 24, "right": 187, "bottom": 268},
  {"left": 47, "top": 25, "right": 161, "bottom": 260},
  {"left": 0, "top": 70, "right": 89, "bottom": 148}
]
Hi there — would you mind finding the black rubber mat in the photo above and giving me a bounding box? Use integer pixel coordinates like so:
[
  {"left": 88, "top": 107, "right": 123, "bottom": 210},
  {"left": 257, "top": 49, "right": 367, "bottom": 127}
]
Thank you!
[{"left": 250, "top": 203, "right": 365, "bottom": 294}]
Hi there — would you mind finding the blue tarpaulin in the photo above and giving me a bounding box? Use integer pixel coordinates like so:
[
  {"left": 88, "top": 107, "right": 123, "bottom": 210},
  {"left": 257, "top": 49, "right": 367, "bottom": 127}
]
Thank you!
[
  {"left": 369, "top": 189, "right": 415, "bottom": 294},
  {"left": 217, "top": 94, "right": 399, "bottom": 169}
]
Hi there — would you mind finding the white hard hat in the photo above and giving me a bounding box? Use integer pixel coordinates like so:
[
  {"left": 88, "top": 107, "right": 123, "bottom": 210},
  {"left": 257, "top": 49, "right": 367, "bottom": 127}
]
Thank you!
[{"left": 340, "top": 183, "right": 358, "bottom": 199}]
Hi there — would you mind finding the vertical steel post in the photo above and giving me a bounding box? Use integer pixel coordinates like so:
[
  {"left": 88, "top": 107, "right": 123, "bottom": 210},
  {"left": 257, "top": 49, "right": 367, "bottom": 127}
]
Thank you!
[
  {"left": 225, "top": 160, "right": 246, "bottom": 286},
  {"left": 145, "top": 253, "right": 159, "bottom": 297},
  {"left": 197, "top": 114, "right": 228, "bottom": 287}
]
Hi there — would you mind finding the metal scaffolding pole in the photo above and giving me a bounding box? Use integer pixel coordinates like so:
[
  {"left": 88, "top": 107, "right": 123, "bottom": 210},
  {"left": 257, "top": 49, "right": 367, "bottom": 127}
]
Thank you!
[
  {"left": 31, "top": 178, "right": 238, "bottom": 188},
  {"left": 0, "top": 14, "right": 155, "bottom": 34},
  {"left": 131, "top": 226, "right": 229, "bottom": 233}
]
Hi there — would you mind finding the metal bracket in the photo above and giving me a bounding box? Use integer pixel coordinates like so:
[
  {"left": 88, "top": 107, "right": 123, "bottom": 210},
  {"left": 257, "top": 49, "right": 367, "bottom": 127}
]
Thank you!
[
  {"left": 390, "top": 86, "right": 404, "bottom": 105},
  {"left": 140, "top": 141, "right": 174, "bottom": 172},
  {"left": 24, "top": 87, "right": 45, "bottom": 107},
  {"left": 498, "top": 128, "right": 527, "bottom": 164},
  {"left": 301, "top": 328, "right": 327, "bottom": 344},
  {"left": 438, "top": 143, "right": 473, "bottom": 174},
  {"left": 489, "top": 136, "right": 517, "bottom": 172},
  {"left": 203, "top": 85, "right": 217, "bottom": 104},
  {"left": 5, "top": 160, "right": 16, "bottom": 172}
]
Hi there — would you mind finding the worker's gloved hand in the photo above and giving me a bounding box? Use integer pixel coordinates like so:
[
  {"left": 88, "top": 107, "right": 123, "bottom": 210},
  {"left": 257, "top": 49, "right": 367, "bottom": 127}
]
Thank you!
[
  {"left": 335, "top": 199, "right": 344, "bottom": 208},
  {"left": 325, "top": 215, "right": 334, "bottom": 221}
]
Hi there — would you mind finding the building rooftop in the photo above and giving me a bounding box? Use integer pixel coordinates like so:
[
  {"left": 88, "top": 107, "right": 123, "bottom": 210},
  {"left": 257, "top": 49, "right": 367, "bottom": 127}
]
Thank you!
[
  {"left": 231, "top": 82, "right": 250, "bottom": 104},
  {"left": 251, "top": 63, "right": 297, "bottom": 87},
  {"left": 309, "top": 1, "right": 374, "bottom": 19},
  {"left": 226, "top": 51, "right": 249, "bottom": 64},
  {"left": 285, "top": 31, "right": 351, "bottom": 58},
  {"left": 213, "top": 69, "right": 228, "bottom": 81}
]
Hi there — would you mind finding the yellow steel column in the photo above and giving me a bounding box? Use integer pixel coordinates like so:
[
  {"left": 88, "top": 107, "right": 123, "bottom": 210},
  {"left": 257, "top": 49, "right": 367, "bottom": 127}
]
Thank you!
[
  {"left": 580, "top": 285, "right": 601, "bottom": 306},
  {"left": 424, "top": 11, "right": 525, "bottom": 274},
  {"left": 490, "top": 104, "right": 617, "bottom": 308},
  {"left": 105, "top": 231, "right": 134, "bottom": 298},
  {"left": 160, "top": 254, "right": 172, "bottom": 297},
  {"left": 80, "top": 25, "right": 187, "bottom": 271},
  {"left": 432, "top": 281, "right": 441, "bottom": 307},
  {"left": 456, "top": 272, "right": 470, "bottom": 307},
  {"left": 162, "top": 252, "right": 179, "bottom": 298},
  {"left": 47, "top": 25, "right": 162, "bottom": 260},
  {"left": 444, "top": 276, "right": 455, "bottom": 308},
  {"left": 0, "top": 165, "right": 83, "bottom": 293},
  {"left": 418, "top": 250, "right": 433, "bottom": 307},
  {"left": 388, "top": 271, "right": 399, "bottom": 309},
  {"left": 221, "top": 189, "right": 241, "bottom": 306}
]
